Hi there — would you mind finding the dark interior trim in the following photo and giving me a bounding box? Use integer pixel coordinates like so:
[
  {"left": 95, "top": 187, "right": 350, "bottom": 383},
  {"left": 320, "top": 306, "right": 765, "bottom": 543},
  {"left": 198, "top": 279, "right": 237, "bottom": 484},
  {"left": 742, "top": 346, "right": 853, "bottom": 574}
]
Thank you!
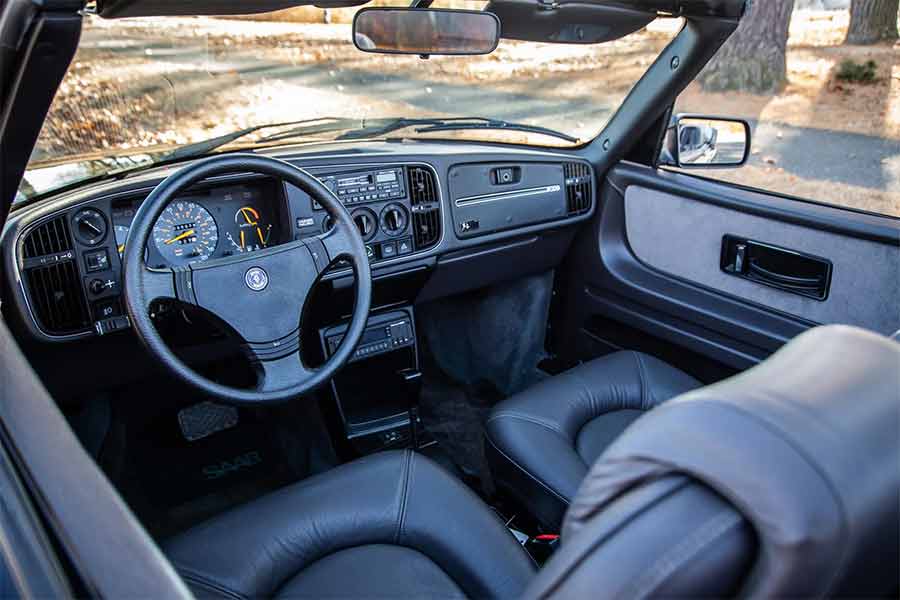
[{"left": 0, "top": 319, "right": 191, "bottom": 598}]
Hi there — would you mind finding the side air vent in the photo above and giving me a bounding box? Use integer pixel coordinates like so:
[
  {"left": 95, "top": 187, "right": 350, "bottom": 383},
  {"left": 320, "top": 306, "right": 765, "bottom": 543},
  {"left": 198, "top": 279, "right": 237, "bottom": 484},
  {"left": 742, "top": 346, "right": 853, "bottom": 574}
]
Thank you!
[
  {"left": 22, "top": 216, "right": 73, "bottom": 258},
  {"left": 408, "top": 167, "right": 441, "bottom": 250},
  {"left": 563, "top": 162, "right": 592, "bottom": 215},
  {"left": 25, "top": 261, "right": 91, "bottom": 334},
  {"left": 21, "top": 217, "right": 90, "bottom": 335}
]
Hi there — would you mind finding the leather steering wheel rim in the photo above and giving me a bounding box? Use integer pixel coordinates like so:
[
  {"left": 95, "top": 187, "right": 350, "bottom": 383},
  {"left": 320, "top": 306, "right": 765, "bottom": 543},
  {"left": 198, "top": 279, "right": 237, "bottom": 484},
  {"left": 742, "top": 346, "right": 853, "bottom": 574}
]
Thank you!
[{"left": 123, "top": 154, "right": 372, "bottom": 405}]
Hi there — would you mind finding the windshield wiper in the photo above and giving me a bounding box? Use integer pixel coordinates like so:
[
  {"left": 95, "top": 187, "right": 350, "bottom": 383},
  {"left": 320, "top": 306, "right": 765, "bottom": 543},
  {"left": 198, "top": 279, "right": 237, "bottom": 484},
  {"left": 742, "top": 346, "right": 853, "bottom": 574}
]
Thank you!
[
  {"left": 411, "top": 117, "right": 580, "bottom": 144},
  {"left": 168, "top": 116, "right": 578, "bottom": 161},
  {"left": 164, "top": 117, "right": 360, "bottom": 161},
  {"left": 256, "top": 117, "right": 580, "bottom": 145}
]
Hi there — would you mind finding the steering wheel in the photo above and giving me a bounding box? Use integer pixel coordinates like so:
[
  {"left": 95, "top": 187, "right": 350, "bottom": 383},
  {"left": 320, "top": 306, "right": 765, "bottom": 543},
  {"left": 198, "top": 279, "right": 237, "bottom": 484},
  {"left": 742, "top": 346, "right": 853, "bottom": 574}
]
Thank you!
[{"left": 123, "top": 154, "right": 372, "bottom": 405}]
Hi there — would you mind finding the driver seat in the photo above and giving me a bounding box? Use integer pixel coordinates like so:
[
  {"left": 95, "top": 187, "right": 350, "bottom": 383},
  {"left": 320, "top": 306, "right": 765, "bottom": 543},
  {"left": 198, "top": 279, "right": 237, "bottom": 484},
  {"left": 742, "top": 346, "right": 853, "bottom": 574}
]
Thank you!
[
  {"left": 165, "top": 325, "right": 899, "bottom": 598},
  {"left": 164, "top": 449, "right": 537, "bottom": 599}
]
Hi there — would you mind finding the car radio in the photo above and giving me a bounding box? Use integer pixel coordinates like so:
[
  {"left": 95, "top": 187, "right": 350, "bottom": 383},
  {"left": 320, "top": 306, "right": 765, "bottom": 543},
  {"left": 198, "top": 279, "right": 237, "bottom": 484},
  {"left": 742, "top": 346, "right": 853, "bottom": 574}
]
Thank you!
[
  {"left": 324, "top": 314, "right": 414, "bottom": 363},
  {"left": 315, "top": 167, "right": 405, "bottom": 208}
]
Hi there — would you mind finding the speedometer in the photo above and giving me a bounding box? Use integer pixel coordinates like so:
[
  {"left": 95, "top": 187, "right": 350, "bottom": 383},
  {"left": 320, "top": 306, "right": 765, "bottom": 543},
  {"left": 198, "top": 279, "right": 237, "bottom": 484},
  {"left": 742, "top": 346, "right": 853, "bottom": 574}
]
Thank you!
[{"left": 152, "top": 201, "right": 219, "bottom": 267}]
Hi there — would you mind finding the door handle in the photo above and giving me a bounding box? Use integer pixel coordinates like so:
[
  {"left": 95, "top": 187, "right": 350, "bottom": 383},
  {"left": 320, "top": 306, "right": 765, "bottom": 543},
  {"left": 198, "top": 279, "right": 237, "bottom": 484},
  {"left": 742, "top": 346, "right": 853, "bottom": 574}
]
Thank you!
[
  {"left": 720, "top": 235, "right": 832, "bottom": 301},
  {"left": 747, "top": 261, "right": 822, "bottom": 289}
]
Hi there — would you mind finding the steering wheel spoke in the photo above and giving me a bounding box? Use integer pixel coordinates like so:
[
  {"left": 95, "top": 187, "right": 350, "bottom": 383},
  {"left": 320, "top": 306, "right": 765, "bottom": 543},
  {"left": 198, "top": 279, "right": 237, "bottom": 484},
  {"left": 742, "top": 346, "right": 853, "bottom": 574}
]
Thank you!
[
  {"left": 316, "top": 221, "right": 357, "bottom": 264},
  {"left": 254, "top": 347, "right": 316, "bottom": 396},
  {"left": 135, "top": 265, "right": 195, "bottom": 309}
]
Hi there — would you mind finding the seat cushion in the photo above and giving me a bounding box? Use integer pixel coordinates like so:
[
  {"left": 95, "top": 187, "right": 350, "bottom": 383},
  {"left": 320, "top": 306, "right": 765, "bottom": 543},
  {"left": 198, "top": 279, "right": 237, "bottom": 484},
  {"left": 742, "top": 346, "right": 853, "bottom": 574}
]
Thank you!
[
  {"left": 277, "top": 545, "right": 465, "bottom": 599},
  {"left": 165, "top": 450, "right": 536, "bottom": 599},
  {"left": 486, "top": 351, "right": 700, "bottom": 529}
]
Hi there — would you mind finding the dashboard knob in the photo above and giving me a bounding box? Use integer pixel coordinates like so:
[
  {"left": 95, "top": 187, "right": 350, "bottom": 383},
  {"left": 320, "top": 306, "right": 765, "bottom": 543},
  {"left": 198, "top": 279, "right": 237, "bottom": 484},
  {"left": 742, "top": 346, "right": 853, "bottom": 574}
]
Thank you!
[
  {"left": 380, "top": 203, "right": 409, "bottom": 237},
  {"left": 351, "top": 208, "right": 377, "bottom": 241},
  {"left": 72, "top": 208, "right": 108, "bottom": 246}
]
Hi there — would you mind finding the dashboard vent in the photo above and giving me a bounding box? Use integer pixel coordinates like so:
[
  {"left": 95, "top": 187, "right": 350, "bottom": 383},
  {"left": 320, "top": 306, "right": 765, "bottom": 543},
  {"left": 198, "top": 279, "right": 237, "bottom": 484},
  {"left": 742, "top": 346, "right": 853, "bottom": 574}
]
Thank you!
[
  {"left": 22, "top": 216, "right": 73, "bottom": 258},
  {"left": 25, "top": 261, "right": 91, "bottom": 334},
  {"left": 408, "top": 167, "right": 441, "bottom": 250},
  {"left": 563, "top": 162, "right": 592, "bottom": 215}
]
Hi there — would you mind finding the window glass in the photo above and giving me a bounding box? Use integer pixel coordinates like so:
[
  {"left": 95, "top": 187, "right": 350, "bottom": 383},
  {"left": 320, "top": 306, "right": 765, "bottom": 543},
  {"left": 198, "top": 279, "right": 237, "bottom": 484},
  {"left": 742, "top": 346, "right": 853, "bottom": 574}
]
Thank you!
[
  {"left": 19, "top": 5, "right": 679, "bottom": 202},
  {"left": 674, "top": 6, "right": 899, "bottom": 218}
]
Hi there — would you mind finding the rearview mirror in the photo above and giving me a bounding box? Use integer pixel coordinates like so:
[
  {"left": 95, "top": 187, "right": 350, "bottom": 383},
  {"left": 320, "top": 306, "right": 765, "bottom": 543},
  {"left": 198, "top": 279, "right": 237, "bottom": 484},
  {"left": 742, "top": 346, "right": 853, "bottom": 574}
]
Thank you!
[
  {"left": 661, "top": 115, "right": 751, "bottom": 169},
  {"left": 352, "top": 8, "right": 501, "bottom": 55}
]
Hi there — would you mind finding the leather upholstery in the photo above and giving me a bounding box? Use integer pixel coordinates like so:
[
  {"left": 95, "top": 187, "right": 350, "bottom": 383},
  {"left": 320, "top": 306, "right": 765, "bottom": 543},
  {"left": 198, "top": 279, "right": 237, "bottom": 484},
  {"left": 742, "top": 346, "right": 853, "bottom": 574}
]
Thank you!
[
  {"left": 525, "top": 325, "right": 900, "bottom": 598},
  {"left": 486, "top": 351, "right": 699, "bottom": 528},
  {"left": 164, "top": 450, "right": 536, "bottom": 599}
]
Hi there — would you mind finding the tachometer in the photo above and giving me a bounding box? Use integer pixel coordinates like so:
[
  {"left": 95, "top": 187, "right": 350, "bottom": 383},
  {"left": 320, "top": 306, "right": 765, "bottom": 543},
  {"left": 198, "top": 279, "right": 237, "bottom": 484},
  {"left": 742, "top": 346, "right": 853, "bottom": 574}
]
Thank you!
[{"left": 152, "top": 201, "right": 219, "bottom": 266}]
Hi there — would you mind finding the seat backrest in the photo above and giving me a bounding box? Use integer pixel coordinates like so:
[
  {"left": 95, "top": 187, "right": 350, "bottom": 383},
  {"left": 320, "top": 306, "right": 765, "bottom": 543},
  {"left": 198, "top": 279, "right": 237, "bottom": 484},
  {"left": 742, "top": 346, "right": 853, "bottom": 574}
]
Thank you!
[{"left": 525, "top": 325, "right": 900, "bottom": 599}]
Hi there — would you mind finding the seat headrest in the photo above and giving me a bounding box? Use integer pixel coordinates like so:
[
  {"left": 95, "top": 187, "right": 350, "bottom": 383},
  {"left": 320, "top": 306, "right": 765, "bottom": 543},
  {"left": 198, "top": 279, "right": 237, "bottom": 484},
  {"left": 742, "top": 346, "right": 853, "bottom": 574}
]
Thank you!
[{"left": 564, "top": 325, "right": 900, "bottom": 598}]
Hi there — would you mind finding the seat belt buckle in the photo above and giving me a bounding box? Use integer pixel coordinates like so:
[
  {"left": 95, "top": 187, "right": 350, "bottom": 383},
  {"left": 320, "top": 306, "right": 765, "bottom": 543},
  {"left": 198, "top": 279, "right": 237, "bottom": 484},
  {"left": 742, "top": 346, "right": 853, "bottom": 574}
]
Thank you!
[{"left": 525, "top": 534, "right": 560, "bottom": 564}]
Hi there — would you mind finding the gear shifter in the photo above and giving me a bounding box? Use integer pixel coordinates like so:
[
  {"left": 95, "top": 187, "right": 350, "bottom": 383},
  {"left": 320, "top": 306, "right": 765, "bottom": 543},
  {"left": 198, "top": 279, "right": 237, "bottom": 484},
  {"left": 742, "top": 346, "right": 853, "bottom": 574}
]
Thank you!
[{"left": 397, "top": 368, "right": 422, "bottom": 450}]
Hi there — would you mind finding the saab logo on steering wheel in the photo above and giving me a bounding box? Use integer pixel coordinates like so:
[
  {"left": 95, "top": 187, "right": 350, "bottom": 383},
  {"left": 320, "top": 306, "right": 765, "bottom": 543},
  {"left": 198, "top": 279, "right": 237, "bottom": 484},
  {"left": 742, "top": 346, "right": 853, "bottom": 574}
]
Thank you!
[{"left": 244, "top": 267, "right": 269, "bottom": 291}]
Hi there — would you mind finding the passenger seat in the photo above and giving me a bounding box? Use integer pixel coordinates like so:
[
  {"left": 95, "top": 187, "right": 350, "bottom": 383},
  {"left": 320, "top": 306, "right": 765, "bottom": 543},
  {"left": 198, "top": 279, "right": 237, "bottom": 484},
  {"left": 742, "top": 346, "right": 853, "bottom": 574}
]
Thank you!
[{"left": 486, "top": 351, "right": 700, "bottom": 528}]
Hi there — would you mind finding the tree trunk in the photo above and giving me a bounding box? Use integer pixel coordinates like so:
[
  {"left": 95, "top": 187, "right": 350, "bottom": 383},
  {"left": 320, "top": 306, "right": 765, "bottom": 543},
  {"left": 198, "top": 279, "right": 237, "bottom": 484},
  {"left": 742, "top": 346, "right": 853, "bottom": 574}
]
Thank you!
[
  {"left": 846, "top": 0, "right": 899, "bottom": 44},
  {"left": 697, "top": 0, "right": 796, "bottom": 94}
]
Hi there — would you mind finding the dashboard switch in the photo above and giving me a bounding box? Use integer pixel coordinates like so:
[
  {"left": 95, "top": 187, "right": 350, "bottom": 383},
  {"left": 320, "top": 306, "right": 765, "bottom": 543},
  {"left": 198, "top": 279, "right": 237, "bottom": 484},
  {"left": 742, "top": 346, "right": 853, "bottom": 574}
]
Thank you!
[
  {"left": 84, "top": 249, "right": 110, "bottom": 273},
  {"left": 381, "top": 241, "right": 397, "bottom": 258}
]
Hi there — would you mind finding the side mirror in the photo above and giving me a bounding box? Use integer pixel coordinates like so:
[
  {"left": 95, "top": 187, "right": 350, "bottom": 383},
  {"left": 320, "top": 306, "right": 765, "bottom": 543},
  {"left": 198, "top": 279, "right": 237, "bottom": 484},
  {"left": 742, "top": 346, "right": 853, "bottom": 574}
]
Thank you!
[
  {"left": 660, "top": 115, "right": 751, "bottom": 169},
  {"left": 352, "top": 8, "right": 501, "bottom": 56}
]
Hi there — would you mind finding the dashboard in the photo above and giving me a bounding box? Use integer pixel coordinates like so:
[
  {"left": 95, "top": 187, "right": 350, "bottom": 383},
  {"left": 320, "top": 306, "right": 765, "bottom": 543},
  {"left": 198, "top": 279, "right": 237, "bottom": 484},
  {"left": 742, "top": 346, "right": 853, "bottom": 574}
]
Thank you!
[
  {"left": 107, "top": 180, "right": 290, "bottom": 268},
  {"left": 1, "top": 143, "right": 595, "bottom": 343}
]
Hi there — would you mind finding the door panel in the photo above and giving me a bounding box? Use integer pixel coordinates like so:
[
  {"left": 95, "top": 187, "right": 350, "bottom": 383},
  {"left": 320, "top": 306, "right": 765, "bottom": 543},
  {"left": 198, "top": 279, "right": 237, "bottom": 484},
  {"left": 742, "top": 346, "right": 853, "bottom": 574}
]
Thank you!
[
  {"left": 558, "top": 162, "right": 900, "bottom": 375},
  {"left": 625, "top": 186, "right": 899, "bottom": 336}
]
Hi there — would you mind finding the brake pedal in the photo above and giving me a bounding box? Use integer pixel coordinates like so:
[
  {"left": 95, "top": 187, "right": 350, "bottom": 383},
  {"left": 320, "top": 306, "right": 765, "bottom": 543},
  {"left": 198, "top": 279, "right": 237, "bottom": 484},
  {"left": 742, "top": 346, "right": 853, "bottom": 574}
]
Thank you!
[{"left": 178, "top": 402, "right": 239, "bottom": 442}]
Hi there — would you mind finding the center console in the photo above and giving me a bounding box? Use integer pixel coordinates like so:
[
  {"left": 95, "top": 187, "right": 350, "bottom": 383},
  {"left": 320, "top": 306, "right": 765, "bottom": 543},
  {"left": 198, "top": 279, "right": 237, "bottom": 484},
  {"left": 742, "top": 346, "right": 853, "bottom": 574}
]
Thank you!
[{"left": 319, "top": 306, "right": 429, "bottom": 453}]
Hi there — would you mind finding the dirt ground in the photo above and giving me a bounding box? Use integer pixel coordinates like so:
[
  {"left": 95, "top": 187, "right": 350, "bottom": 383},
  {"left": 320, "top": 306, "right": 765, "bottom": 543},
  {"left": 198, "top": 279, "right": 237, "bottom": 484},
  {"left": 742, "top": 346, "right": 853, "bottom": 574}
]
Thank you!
[{"left": 680, "top": 11, "right": 899, "bottom": 140}]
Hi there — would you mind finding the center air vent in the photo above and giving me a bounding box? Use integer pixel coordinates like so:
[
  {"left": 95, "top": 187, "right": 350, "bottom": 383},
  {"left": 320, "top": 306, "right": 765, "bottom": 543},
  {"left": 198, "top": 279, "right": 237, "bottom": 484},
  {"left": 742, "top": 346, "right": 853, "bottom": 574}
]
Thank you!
[
  {"left": 21, "top": 217, "right": 91, "bottom": 335},
  {"left": 563, "top": 162, "right": 592, "bottom": 215},
  {"left": 408, "top": 167, "right": 441, "bottom": 250}
]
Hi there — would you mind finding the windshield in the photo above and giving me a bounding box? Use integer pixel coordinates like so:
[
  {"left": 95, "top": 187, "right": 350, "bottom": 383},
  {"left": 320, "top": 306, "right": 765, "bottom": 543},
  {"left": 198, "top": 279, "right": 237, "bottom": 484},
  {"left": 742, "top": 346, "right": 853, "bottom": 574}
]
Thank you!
[{"left": 19, "top": 6, "right": 679, "bottom": 201}]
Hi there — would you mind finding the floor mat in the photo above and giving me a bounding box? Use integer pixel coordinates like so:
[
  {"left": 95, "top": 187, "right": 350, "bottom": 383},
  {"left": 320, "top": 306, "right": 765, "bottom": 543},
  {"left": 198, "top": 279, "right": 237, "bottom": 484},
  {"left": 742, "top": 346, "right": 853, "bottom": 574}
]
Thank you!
[
  {"left": 419, "top": 372, "right": 500, "bottom": 495},
  {"left": 128, "top": 409, "right": 295, "bottom": 536},
  {"left": 417, "top": 272, "right": 554, "bottom": 497}
]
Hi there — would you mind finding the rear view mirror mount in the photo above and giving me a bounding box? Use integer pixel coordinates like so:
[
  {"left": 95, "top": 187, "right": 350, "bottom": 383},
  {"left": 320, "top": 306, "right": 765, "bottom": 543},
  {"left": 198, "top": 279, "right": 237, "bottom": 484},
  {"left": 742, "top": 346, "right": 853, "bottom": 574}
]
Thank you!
[{"left": 352, "top": 8, "right": 501, "bottom": 56}]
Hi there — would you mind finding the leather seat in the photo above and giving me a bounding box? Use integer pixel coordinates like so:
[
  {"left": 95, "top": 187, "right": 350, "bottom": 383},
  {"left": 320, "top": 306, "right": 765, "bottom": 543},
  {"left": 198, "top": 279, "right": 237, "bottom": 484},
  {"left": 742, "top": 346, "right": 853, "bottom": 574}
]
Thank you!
[
  {"left": 486, "top": 351, "right": 700, "bottom": 528},
  {"left": 164, "top": 326, "right": 898, "bottom": 598},
  {"left": 165, "top": 450, "right": 536, "bottom": 599}
]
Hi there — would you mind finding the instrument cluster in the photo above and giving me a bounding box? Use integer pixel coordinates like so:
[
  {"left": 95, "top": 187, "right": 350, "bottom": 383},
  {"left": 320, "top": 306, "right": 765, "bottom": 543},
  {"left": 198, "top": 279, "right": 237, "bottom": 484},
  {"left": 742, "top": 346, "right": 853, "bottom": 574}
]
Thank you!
[{"left": 111, "top": 179, "right": 287, "bottom": 268}]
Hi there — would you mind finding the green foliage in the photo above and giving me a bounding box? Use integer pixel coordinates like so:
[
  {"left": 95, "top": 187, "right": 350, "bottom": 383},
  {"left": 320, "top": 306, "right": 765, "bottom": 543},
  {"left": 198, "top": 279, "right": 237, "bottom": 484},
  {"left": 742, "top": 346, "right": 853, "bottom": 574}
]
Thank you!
[{"left": 835, "top": 59, "right": 878, "bottom": 84}]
